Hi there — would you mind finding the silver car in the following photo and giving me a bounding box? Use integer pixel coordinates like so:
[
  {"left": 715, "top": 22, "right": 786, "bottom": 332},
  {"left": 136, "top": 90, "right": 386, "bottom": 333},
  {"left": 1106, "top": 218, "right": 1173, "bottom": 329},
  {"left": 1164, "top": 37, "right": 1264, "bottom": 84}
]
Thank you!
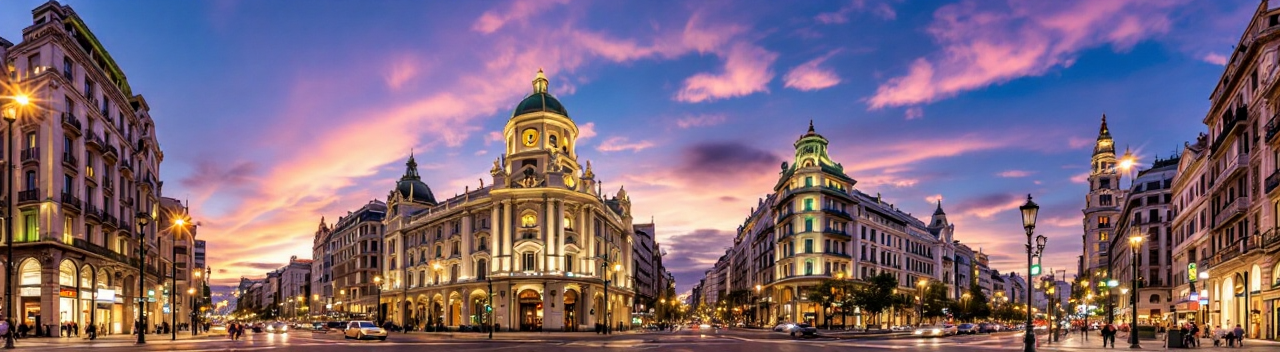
[{"left": 344, "top": 321, "right": 387, "bottom": 341}]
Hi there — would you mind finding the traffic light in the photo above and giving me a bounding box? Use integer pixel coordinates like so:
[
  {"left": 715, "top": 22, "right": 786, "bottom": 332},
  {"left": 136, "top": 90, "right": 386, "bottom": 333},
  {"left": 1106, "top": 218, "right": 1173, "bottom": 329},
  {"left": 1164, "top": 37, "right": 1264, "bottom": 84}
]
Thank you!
[
  {"left": 1031, "top": 264, "right": 1041, "bottom": 276},
  {"left": 485, "top": 304, "right": 492, "bottom": 312}
]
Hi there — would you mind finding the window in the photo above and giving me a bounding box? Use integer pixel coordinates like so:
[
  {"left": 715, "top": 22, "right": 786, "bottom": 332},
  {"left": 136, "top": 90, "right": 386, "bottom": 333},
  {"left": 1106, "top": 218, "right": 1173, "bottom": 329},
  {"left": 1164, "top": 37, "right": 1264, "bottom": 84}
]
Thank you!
[
  {"left": 435, "top": 245, "right": 442, "bottom": 258},
  {"left": 804, "top": 198, "right": 813, "bottom": 211},
  {"left": 1098, "top": 216, "right": 1111, "bottom": 228},
  {"left": 805, "top": 239, "right": 814, "bottom": 253},
  {"left": 477, "top": 259, "right": 488, "bottom": 280},
  {"left": 63, "top": 56, "right": 73, "bottom": 81},
  {"left": 804, "top": 260, "right": 813, "bottom": 275},
  {"left": 21, "top": 211, "right": 37, "bottom": 242},
  {"left": 63, "top": 174, "right": 73, "bottom": 194},
  {"left": 805, "top": 176, "right": 813, "bottom": 187},
  {"left": 24, "top": 171, "right": 35, "bottom": 190},
  {"left": 521, "top": 214, "right": 537, "bottom": 228},
  {"left": 1100, "top": 232, "right": 1108, "bottom": 242},
  {"left": 25, "top": 132, "right": 35, "bottom": 149},
  {"left": 565, "top": 255, "right": 574, "bottom": 272},
  {"left": 523, "top": 253, "right": 536, "bottom": 271},
  {"left": 563, "top": 215, "right": 573, "bottom": 229}
]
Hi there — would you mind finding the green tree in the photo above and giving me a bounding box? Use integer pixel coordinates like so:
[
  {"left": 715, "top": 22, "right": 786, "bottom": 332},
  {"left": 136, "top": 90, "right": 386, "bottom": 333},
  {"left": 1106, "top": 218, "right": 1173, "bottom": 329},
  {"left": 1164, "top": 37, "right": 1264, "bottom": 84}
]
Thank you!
[
  {"left": 852, "top": 272, "right": 898, "bottom": 328},
  {"left": 807, "top": 279, "right": 855, "bottom": 329},
  {"left": 920, "top": 280, "right": 952, "bottom": 324}
]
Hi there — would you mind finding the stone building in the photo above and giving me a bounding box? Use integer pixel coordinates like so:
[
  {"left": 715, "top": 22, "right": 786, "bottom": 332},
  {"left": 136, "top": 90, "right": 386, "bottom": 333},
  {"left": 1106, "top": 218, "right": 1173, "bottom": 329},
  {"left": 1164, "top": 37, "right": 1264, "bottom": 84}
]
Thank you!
[
  {"left": 380, "top": 70, "right": 635, "bottom": 331},
  {"left": 1109, "top": 157, "right": 1177, "bottom": 326},
  {"left": 327, "top": 200, "right": 385, "bottom": 319},
  {"left": 1082, "top": 116, "right": 1125, "bottom": 280},
  {"left": 1, "top": 1, "right": 175, "bottom": 335}
]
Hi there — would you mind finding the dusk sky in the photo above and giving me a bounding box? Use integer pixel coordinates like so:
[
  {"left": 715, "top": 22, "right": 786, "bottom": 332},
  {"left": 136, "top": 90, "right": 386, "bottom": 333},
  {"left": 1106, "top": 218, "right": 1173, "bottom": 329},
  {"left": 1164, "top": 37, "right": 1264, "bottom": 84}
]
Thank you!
[{"left": 1, "top": 0, "right": 1258, "bottom": 294}]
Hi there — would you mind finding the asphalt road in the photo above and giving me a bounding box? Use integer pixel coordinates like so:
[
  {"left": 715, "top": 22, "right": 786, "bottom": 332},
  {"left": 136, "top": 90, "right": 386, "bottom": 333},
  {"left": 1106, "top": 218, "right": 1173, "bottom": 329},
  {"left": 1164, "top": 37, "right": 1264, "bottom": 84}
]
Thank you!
[{"left": 19, "top": 328, "right": 1277, "bottom": 351}]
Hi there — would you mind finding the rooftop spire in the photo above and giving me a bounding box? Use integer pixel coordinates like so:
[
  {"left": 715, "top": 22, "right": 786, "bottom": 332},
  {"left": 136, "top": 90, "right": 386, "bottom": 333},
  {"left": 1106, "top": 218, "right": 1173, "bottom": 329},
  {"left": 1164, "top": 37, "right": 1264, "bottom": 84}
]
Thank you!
[
  {"left": 402, "top": 152, "right": 421, "bottom": 181},
  {"left": 1093, "top": 114, "right": 1115, "bottom": 156},
  {"left": 533, "top": 68, "right": 549, "bottom": 94},
  {"left": 934, "top": 199, "right": 945, "bottom": 216}
]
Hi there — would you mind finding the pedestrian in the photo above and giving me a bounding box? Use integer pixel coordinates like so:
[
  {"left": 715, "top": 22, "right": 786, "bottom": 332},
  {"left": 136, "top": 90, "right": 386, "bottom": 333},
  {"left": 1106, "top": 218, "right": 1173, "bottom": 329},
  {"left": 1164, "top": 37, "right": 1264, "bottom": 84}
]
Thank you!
[
  {"left": 72, "top": 321, "right": 79, "bottom": 337},
  {"left": 1226, "top": 325, "right": 1236, "bottom": 347},
  {"left": 1102, "top": 322, "right": 1117, "bottom": 348},
  {"left": 1082, "top": 324, "right": 1089, "bottom": 341},
  {"left": 1214, "top": 325, "right": 1225, "bottom": 347},
  {"left": 1232, "top": 324, "right": 1244, "bottom": 347},
  {"left": 1189, "top": 323, "right": 1199, "bottom": 347}
]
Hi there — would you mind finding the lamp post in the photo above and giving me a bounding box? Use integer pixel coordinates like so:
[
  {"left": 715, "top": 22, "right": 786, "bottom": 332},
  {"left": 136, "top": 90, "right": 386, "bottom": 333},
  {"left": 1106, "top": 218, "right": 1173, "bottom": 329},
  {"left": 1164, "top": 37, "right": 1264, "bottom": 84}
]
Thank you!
[
  {"left": 168, "top": 218, "right": 191, "bottom": 341},
  {"left": 135, "top": 212, "right": 151, "bottom": 344},
  {"left": 1128, "top": 233, "right": 1143, "bottom": 349},
  {"left": 373, "top": 276, "right": 383, "bottom": 325},
  {"left": 1019, "top": 194, "right": 1043, "bottom": 352},
  {"left": 3, "top": 93, "right": 30, "bottom": 350},
  {"left": 487, "top": 275, "right": 493, "bottom": 339}
]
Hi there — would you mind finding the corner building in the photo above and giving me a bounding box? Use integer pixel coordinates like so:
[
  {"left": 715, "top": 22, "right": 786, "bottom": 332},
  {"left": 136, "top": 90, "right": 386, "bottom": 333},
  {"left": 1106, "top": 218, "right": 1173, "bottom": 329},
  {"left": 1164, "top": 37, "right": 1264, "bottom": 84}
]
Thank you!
[
  {"left": 2, "top": 2, "right": 172, "bottom": 335},
  {"left": 382, "top": 71, "right": 634, "bottom": 331}
]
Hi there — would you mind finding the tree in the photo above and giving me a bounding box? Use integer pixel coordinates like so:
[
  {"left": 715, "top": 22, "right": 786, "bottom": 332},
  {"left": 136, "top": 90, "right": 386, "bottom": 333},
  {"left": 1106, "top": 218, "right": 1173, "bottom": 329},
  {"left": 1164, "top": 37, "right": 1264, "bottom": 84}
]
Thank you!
[
  {"left": 953, "top": 283, "right": 991, "bottom": 322},
  {"left": 852, "top": 273, "right": 898, "bottom": 328},
  {"left": 807, "top": 279, "right": 854, "bottom": 329},
  {"left": 920, "top": 280, "right": 952, "bottom": 324}
]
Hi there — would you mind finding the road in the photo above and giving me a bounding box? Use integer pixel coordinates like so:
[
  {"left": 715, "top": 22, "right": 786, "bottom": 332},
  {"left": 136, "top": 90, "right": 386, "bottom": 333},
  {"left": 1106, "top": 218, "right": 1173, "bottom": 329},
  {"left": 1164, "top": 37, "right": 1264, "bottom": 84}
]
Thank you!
[{"left": 14, "top": 328, "right": 1280, "bottom": 351}]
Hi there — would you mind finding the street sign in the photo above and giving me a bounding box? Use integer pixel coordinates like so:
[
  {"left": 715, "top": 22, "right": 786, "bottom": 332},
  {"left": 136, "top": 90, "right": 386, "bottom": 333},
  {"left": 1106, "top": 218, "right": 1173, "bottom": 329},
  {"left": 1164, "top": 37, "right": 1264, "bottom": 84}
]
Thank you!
[{"left": 1187, "top": 263, "right": 1197, "bottom": 282}]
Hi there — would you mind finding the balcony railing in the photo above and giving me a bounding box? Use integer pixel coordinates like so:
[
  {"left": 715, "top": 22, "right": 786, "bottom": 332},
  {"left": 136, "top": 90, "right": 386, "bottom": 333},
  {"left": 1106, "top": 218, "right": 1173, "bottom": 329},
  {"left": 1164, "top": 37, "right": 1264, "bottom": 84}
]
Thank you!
[
  {"left": 1214, "top": 196, "right": 1249, "bottom": 228},
  {"left": 61, "top": 113, "right": 82, "bottom": 135},
  {"left": 86, "top": 133, "right": 105, "bottom": 150},
  {"left": 20, "top": 148, "right": 38, "bottom": 163},
  {"left": 822, "top": 208, "right": 853, "bottom": 220},
  {"left": 103, "top": 144, "right": 119, "bottom": 160},
  {"left": 1268, "top": 169, "right": 1280, "bottom": 195},
  {"left": 1210, "top": 105, "right": 1247, "bottom": 153},
  {"left": 85, "top": 204, "right": 101, "bottom": 220},
  {"left": 1268, "top": 113, "right": 1280, "bottom": 144},
  {"left": 62, "top": 152, "right": 78, "bottom": 168},
  {"left": 61, "top": 192, "right": 82, "bottom": 211},
  {"left": 1264, "top": 228, "right": 1280, "bottom": 251},
  {"left": 17, "top": 188, "right": 39, "bottom": 203}
]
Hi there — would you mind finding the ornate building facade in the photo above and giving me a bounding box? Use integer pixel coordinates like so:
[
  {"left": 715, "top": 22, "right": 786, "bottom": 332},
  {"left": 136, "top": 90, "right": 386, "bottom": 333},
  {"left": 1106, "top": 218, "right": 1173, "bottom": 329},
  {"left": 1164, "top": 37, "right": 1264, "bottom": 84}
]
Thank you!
[
  {"left": 1, "top": 1, "right": 176, "bottom": 336},
  {"left": 380, "top": 71, "right": 635, "bottom": 331},
  {"left": 1082, "top": 116, "right": 1124, "bottom": 279},
  {"left": 700, "top": 122, "right": 965, "bottom": 327}
]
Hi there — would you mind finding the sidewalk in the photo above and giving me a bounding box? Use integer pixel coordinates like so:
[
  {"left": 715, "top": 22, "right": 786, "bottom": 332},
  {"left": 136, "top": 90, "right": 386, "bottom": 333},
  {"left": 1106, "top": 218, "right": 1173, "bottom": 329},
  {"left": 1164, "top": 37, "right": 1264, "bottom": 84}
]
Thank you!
[
  {"left": 310, "top": 329, "right": 645, "bottom": 341},
  {"left": 1040, "top": 332, "right": 1280, "bottom": 351},
  {"left": 6, "top": 332, "right": 222, "bottom": 347}
]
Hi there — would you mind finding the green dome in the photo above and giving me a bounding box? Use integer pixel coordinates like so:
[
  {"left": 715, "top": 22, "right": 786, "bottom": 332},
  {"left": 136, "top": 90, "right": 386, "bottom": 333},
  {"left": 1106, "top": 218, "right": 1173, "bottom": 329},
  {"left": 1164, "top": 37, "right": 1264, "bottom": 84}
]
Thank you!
[{"left": 513, "top": 92, "right": 569, "bottom": 118}]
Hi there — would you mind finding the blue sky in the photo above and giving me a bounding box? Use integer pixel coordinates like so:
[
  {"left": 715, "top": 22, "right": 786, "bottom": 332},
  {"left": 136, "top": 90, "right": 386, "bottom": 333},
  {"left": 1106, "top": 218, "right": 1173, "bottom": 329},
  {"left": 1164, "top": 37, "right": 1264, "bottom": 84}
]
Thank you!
[{"left": 0, "top": 0, "right": 1258, "bottom": 294}]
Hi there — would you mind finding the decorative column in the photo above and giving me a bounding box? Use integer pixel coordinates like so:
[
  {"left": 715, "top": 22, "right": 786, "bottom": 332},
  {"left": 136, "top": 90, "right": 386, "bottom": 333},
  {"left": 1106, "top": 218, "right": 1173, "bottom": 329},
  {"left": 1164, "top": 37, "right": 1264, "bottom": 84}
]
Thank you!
[
  {"left": 461, "top": 213, "right": 473, "bottom": 277},
  {"left": 554, "top": 200, "right": 565, "bottom": 271}
]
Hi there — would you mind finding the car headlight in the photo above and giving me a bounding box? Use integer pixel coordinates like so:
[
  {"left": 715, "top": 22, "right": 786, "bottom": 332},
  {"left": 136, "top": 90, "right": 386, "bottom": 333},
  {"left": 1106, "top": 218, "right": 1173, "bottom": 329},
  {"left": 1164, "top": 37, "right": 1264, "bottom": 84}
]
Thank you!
[
  {"left": 914, "top": 330, "right": 923, "bottom": 334},
  {"left": 932, "top": 329, "right": 940, "bottom": 333},
  {"left": 282, "top": 326, "right": 288, "bottom": 331}
]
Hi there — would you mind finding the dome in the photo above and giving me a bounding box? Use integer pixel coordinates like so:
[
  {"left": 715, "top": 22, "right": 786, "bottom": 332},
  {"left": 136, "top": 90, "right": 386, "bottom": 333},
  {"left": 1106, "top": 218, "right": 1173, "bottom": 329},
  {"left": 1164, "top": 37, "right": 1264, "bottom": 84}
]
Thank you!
[
  {"left": 394, "top": 154, "right": 437, "bottom": 204},
  {"left": 512, "top": 69, "right": 570, "bottom": 118},
  {"left": 396, "top": 178, "right": 437, "bottom": 204},
  {"left": 513, "top": 92, "right": 569, "bottom": 118}
]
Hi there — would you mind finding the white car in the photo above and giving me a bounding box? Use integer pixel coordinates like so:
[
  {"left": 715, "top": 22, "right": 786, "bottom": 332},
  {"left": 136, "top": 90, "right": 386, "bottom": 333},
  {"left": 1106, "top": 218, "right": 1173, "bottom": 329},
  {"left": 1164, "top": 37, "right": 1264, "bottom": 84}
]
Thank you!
[
  {"left": 344, "top": 321, "right": 387, "bottom": 341},
  {"left": 914, "top": 325, "right": 954, "bottom": 337}
]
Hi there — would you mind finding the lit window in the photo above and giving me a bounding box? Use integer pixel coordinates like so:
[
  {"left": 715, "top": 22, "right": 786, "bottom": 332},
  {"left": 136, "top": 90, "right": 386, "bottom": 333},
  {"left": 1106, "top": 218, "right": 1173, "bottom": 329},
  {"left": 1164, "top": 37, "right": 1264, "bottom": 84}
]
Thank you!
[{"left": 521, "top": 214, "right": 537, "bottom": 228}]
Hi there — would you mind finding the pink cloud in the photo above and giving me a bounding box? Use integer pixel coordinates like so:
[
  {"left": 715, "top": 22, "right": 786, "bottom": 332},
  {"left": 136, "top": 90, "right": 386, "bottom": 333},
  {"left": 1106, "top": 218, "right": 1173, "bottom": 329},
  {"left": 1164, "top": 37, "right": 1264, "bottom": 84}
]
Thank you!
[
  {"left": 472, "top": 0, "right": 569, "bottom": 34},
  {"left": 924, "top": 194, "right": 943, "bottom": 203},
  {"left": 1068, "top": 136, "right": 1092, "bottom": 149},
  {"left": 578, "top": 122, "right": 598, "bottom": 140},
  {"left": 997, "top": 170, "right": 1033, "bottom": 178},
  {"left": 1202, "top": 52, "right": 1227, "bottom": 65},
  {"left": 675, "top": 42, "right": 777, "bottom": 103},
  {"left": 675, "top": 114, "right": 727, "bottom": 128},
  {"left": 783, "top": 53, "right": 841, "bottom": 91},
  {"left": 1070, "top": 172, "right": 1090, "bottom": 183},
  {"left": 384, "top": 55, "right": 420, "bottom": 91},
  {"left": 597, "top": 136, "right": 655, "bottom": 152},
  {"left": 905, "top": 106, "right": 924, "bottom": 120},
  {"left": 815, "top": 0, "right": 898, "bottom": 24},
  {"left": 957, "top": 193, "right": 1025, "bottom": 219},
  {"left": 867, "top": 0, "right": 1178, "bottom": 109}
]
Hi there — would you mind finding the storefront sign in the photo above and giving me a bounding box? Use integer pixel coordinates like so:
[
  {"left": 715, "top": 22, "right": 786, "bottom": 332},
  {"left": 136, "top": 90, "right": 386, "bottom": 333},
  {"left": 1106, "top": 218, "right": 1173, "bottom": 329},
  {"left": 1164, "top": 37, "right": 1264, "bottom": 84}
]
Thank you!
[
  {"left": 59, "top": 288, "right": 77, "bottom": 297},
  {"left": 19, "top": 287, "right": 39, "bottom": 297},
  {"left": 1187, "top": 263, "right": 1197, "bottom": 282},
  {"left": 80, "top": 290, "right": 93, "bottom": 298},
  {"left": 96, "top": 289, "right": 116, "bottom": 302}
]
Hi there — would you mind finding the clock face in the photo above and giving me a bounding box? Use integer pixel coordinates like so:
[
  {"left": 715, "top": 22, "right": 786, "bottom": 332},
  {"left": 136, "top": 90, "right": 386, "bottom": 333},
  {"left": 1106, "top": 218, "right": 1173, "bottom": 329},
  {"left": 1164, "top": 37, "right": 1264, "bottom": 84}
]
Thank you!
[
  {"left": 522, "top": 129, "right": 539, "bottom": 147},
  {"left": 563, "top": 174, "right": 577, "bottom": 188}
]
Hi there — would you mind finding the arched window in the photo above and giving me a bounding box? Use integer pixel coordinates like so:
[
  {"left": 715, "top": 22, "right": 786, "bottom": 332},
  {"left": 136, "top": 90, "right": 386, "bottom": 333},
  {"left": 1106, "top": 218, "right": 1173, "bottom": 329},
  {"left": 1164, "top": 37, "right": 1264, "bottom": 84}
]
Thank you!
[
  {"left": 408, "top": 272, "right": 415, "bottom": 288},
  {"left": 563, "top": 215, "right": 573, "bottom": 229},
  {"left": 59, "top": 260, "right": 77, "bottom": 287},
  {"left": 1273, "top": 263, "right": 1280, "bottom": 287},
  {"left": 1148, "top": 294, "right": 1161, "bottom": 303},
  {"left": 477, "top": 259, "right": 488, "bottom": 280},
  {"left": 521, "top": 214, "right": 537, "bottom": 228},
  {"left": 1251, "top": 265, "right": 1262, "bottom": 292},
  {"left": 19, "top": 259, "right": 41, "bottom": 286}
]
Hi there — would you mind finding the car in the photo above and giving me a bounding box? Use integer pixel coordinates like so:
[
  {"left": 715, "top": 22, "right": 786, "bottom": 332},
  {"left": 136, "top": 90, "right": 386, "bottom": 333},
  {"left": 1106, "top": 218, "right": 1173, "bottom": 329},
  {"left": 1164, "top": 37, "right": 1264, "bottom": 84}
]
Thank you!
[
  {"left": 957, "top": 323, "right": 978, "bottom": 335},
  {"left": 773, "top": 323, "right": 794, "bottom": 332},
  {"left": 789, "top": 323, "right": 817, "bottom": 337},
  {"left": 344, "top": 321, "right": 387, "bottom": 341},
  {"left": 264, "top": 322, "right": 289, "bottom": 334},
  {"left": 914, "top": 325, "right": 951, "bottom": 337},
  {"left": 326, "top": 321, "right": 348, "bottom": 332}
]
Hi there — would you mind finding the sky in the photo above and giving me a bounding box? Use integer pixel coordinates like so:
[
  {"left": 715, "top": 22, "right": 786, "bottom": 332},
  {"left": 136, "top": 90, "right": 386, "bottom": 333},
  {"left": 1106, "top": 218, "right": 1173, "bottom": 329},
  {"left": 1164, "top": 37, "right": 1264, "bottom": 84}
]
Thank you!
[{"left": 0, "top": 0, "right": 1260, "bottom": 295}]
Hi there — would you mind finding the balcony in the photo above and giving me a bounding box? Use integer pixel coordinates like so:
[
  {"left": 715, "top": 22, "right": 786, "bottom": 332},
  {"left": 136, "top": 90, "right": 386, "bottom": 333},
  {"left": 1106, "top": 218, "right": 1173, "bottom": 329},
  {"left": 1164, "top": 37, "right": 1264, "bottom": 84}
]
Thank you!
[
  {"left": 103, "top": 144, "right": 118, "bottom": 161},
  {"left": 62, "top": 152, "right": 78, "bottom": 169},
  {"left": 61, "top": 113, "right": 82, "bottom": 136},
  {"left": 103, "top": 213, "right": 119, "bottom": 228},
  {"left": 1213, "top": 196, "right": 1249, "bottom": 229},
  {"left": 1216, "top": 152, "right": 1248, "bottom": 186},
  {"left": 1264, "top": 228, "right": 1280, "bottom": 252},
  {"left": 821, "top": 228, "right": 851, "bottom": 238},
  {"left": 20, "top": 147, "right": 38, "bottom": 164},
  {"left": 119, "top": 159, "right": 133, "bottom": 173},
  {"left": 85, "top": 204, "right": 101, "bottom": 221},
  {"left": 1268, "top": 114, "right": 1280, "bottom": 144},
  {"left": 61, "top": 192, "right": 82, "bottom": 212},
  {"left": 86, "top": 133, "right": 105, "bottom": 151},
  {"left": 17, "top": 188, "right": 39, "bottom": 204},
  {"left": 1268, "top": 169, "right": 1280, "bottom": 195},
  {"left": 104, "top": 178, "right": 113, "bottom": 192},
  {"left": 822, "top": 208, "right": 853, "bottom": 220},
  {"left": 1210, "top": 105, "right": 1247, "bottom": 154}
]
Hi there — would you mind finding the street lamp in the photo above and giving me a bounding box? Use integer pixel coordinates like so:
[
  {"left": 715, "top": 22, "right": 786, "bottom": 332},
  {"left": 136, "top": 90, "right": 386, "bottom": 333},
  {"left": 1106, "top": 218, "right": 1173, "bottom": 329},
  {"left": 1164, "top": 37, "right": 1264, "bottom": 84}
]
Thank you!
[
  {"left": 3, "top": 93, "right": 30, "bottom": 350},
  {"left": 1019, "top": 194, "right": 1043, "bottom": 352},
  {"left": 917, "top": 279, "right": 927, "bottom": 325},
  {"left": 374, "top": 275, "right": 383, "bottom": 325},
  {"left": 168, "top": 217, "right": 193, "bottom": 341},
  {"left": 1128, "top": 233, "right": 1143, "bottom": 348},
  {"left": 135, "top": 212, "right": 152, "bottom": 344}
]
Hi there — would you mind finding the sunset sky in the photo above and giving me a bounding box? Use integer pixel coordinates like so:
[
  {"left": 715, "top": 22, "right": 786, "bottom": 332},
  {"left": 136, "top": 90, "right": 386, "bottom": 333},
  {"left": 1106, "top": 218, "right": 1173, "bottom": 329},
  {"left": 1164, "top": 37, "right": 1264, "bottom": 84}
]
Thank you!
[{"left": 0, "top": 0, "right": 1258, "bottom": 294}]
